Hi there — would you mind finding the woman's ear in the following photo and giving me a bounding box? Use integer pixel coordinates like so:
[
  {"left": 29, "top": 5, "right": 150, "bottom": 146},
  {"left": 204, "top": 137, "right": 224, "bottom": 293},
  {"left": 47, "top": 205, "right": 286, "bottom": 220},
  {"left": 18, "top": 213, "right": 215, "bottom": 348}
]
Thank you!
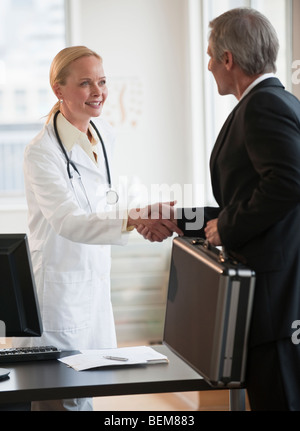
[{"left": 52, "top": 83, "right": 63, "bottom": 100}]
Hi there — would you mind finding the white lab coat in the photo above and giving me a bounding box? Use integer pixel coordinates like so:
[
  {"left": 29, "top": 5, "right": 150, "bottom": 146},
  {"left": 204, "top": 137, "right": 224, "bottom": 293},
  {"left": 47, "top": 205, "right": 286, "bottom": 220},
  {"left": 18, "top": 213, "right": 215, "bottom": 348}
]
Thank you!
[{"left": 14, "top": 116, "right": 128, "bottom": 351}]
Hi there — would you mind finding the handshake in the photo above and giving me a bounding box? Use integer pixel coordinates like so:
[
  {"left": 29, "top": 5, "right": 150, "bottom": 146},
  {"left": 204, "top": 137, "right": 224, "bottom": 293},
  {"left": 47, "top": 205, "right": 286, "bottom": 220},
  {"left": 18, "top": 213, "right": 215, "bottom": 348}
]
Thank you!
[{"left": 127, "top": 201, "right": 183, "bottom": 242}]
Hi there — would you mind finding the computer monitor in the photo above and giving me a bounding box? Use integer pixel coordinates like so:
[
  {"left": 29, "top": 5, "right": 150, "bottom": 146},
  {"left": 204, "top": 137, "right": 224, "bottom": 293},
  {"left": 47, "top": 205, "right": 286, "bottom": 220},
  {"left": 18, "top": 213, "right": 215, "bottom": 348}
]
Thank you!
[{"left": 0, "top": 233, "right": 43, "bottom": 337}]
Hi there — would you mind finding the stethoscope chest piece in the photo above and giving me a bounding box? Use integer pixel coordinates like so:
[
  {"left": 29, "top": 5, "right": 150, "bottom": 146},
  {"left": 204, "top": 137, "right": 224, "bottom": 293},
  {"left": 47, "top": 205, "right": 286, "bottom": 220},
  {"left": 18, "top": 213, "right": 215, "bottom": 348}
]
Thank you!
[{"left": 106, "top": 190, "right": 119, "bottom": 205}]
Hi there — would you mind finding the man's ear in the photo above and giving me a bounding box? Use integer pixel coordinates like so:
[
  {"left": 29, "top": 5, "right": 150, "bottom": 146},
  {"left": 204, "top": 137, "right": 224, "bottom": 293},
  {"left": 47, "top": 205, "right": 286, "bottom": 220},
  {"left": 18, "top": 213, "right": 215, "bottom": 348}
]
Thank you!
[{"left": 224, "top": 51, "right": 234, "bottom": 71}]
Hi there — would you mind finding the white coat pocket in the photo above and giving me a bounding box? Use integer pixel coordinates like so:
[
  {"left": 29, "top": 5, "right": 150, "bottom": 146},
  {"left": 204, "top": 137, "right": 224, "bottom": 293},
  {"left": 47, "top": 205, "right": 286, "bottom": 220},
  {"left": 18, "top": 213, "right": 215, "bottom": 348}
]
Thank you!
[{"left": 43, "top": 270, "right": 93, "bottom": 332}]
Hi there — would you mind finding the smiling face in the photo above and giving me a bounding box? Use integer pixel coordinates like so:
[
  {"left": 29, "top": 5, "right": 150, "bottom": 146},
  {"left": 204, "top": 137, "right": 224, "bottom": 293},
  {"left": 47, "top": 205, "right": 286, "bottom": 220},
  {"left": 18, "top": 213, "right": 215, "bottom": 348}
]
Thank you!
[{"left": 53, "top": 55, "right": 108, "bottom": 132}]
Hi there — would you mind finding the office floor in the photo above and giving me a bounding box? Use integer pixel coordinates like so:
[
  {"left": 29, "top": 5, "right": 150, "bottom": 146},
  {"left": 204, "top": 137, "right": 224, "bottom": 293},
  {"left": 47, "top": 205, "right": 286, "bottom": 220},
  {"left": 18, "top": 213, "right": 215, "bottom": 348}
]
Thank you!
[
  {"left": 93, "top": 389, "right": 232, "bottom": 411},
  {"left": 93, "top": 389, "right": 250, "bottom": 411}
]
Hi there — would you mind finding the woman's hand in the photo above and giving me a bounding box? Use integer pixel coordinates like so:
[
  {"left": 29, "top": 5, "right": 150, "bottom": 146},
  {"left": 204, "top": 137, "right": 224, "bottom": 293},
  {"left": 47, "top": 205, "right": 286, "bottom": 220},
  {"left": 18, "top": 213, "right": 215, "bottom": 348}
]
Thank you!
[{"left": 127, "top": 202, "right": 183, "bottom": 242}]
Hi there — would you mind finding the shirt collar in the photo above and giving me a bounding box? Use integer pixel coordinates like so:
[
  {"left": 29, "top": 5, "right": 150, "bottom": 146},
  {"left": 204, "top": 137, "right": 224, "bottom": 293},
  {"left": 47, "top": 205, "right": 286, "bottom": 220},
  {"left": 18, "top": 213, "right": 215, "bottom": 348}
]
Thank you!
[
  {"left": 240, "top": 73, "right": 276, "bottom": 100},
  {"left": 55, "top": 112, "right": 99, "bottom": 151},
  {"left": 54, "top": 112, "right": 100, "bottom": 164}
]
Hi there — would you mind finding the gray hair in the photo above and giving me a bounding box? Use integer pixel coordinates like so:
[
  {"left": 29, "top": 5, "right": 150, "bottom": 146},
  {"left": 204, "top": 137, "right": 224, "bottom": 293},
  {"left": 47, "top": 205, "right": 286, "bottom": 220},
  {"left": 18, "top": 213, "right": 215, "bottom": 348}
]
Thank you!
[{"left": 209, "top": 8, "right": 279, "bottom": 76}]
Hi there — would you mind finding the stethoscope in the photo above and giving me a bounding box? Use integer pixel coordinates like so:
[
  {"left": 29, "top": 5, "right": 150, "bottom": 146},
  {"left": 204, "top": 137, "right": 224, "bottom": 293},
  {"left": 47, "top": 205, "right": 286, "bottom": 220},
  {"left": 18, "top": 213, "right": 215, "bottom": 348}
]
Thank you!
[{"left": 53, "top": 110, "right": 119, "bottom": 208}]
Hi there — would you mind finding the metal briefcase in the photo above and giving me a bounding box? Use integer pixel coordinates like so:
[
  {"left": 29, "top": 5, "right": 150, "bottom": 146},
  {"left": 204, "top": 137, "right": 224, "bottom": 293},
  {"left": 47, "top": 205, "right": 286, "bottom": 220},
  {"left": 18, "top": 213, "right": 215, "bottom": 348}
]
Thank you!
[{"left": 163, "top": 237, "right": 256, "bottom": 388}]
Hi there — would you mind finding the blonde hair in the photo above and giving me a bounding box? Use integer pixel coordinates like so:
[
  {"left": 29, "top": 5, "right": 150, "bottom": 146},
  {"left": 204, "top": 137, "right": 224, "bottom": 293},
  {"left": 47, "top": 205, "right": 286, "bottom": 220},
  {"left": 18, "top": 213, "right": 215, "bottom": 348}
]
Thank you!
[{"left": 46, "top": 46, "right": 102, "bottom": 123}]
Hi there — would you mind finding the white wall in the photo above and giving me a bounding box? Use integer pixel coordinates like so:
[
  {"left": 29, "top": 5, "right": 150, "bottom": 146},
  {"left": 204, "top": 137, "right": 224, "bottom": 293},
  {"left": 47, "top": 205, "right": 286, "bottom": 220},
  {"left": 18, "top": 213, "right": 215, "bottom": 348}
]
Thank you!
[
  {"left": 0, "top": 205, "right": 28, "bottom": 233},
  {"left": 72, "top": 0, "right": 195, "bottom": 205}
]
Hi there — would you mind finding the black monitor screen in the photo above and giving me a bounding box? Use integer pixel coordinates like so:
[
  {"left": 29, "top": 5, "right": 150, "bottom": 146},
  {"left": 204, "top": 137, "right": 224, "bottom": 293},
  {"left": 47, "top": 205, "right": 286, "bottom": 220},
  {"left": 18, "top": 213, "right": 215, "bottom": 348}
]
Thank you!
[{"left": 0, "top": 233, "right": 42, "bottom": 337}]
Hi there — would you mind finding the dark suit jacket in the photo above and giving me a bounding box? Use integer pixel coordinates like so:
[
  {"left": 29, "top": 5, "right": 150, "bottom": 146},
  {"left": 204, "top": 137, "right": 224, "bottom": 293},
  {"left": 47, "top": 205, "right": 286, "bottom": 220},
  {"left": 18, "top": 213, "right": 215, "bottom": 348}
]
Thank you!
[{"left": 178, "top": 78, "right": 300, "bottom": 347}]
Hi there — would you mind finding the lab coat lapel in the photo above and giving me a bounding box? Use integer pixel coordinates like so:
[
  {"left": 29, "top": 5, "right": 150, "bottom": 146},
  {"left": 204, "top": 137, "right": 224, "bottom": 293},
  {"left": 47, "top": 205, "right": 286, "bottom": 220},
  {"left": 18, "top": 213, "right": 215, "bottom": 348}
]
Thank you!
[{"left": 70, "top": 144, "right": 103, "bottom": 178}]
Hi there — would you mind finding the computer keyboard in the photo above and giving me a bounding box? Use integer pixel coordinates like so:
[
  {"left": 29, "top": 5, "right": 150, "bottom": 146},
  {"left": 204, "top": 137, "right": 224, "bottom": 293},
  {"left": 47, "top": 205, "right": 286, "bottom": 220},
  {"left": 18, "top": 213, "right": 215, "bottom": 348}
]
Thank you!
[{"left": 0, "top": 346, "right": 62, "bottom": 363}]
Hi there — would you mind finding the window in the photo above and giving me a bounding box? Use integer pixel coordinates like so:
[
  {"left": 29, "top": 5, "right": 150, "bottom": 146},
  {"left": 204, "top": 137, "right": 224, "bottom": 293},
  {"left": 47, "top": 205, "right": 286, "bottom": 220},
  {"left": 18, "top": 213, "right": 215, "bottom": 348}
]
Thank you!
[{"left": 0, "top": 0, "right": 66, "bottom": 196}]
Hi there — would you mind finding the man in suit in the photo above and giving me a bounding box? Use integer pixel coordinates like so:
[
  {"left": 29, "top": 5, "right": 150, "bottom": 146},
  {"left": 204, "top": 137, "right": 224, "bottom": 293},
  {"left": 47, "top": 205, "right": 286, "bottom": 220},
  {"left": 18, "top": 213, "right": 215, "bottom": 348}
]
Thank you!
[{"left": 176, "top": 8, "right": 300, "bottom": 410}]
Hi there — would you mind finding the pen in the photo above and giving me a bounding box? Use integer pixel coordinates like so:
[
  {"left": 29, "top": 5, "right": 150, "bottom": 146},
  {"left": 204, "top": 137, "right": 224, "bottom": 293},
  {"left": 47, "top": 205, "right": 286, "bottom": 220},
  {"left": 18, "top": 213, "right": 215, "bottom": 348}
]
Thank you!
[{"left": 103, "top": 355, "right": 128, "bottom": 362}]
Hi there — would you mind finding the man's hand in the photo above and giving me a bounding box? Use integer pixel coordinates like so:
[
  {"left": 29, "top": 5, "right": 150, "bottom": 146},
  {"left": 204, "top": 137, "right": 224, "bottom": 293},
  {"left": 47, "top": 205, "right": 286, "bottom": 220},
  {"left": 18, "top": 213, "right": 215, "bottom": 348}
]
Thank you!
[
  {"left": 127, "top": 202, "right": 183, "bottom": 242},
  {"left": 204, "top": 218, "right": 222, "bottom": 246}
]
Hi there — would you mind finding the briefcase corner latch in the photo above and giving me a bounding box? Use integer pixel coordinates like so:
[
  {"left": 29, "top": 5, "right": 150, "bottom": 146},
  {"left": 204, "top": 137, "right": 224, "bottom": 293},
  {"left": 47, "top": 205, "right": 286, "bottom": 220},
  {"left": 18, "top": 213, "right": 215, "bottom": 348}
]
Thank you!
[
  {"left": 192, "top": 238, "right": 206, "bottom": 246},
  {"left": 219, "top": 247, "right": 228, "bottom": 263},
  {"left": 192, "top": 238, "right": 211, "bottom": 249},
  {"left": 192, "top": 238, "right": 228, "bottom": 264}
]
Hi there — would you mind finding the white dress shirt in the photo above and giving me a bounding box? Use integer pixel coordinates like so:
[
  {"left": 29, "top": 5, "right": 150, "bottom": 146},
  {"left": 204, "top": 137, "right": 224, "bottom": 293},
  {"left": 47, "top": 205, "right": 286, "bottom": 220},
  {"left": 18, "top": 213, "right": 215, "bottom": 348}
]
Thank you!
[{"left": 240, "top": 73, "right": 276, "bottom": 100}]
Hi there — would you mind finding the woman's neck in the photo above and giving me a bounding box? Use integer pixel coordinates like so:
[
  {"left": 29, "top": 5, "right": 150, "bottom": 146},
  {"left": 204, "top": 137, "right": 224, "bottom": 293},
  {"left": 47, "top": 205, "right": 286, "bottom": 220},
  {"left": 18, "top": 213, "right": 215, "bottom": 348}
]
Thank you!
[{"left": 60, "top": 109, "right": 90, "bottom": 135}]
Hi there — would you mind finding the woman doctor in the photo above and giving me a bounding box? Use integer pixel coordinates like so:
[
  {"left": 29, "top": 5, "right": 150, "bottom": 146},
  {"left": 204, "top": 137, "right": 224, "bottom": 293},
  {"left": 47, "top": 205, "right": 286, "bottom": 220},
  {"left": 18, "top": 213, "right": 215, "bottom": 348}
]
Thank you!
[{"left": 14, "top": 46, "right": 181, "bottom": 411}]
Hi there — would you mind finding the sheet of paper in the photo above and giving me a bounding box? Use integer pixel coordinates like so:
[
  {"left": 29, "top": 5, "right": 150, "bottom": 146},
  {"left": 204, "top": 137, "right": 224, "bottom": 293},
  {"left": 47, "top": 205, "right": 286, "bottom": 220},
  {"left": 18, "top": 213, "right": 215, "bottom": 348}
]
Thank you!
[{"left": 58, "top": 346, "right": 168, "bottom": 371}]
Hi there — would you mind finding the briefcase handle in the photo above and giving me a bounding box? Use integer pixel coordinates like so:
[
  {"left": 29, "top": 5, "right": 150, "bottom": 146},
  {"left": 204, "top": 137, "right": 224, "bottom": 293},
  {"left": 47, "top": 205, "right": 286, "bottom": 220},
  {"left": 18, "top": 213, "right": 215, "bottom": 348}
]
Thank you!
[{"left": 192, "top": 238, "right": 228, "bottom": 263}]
